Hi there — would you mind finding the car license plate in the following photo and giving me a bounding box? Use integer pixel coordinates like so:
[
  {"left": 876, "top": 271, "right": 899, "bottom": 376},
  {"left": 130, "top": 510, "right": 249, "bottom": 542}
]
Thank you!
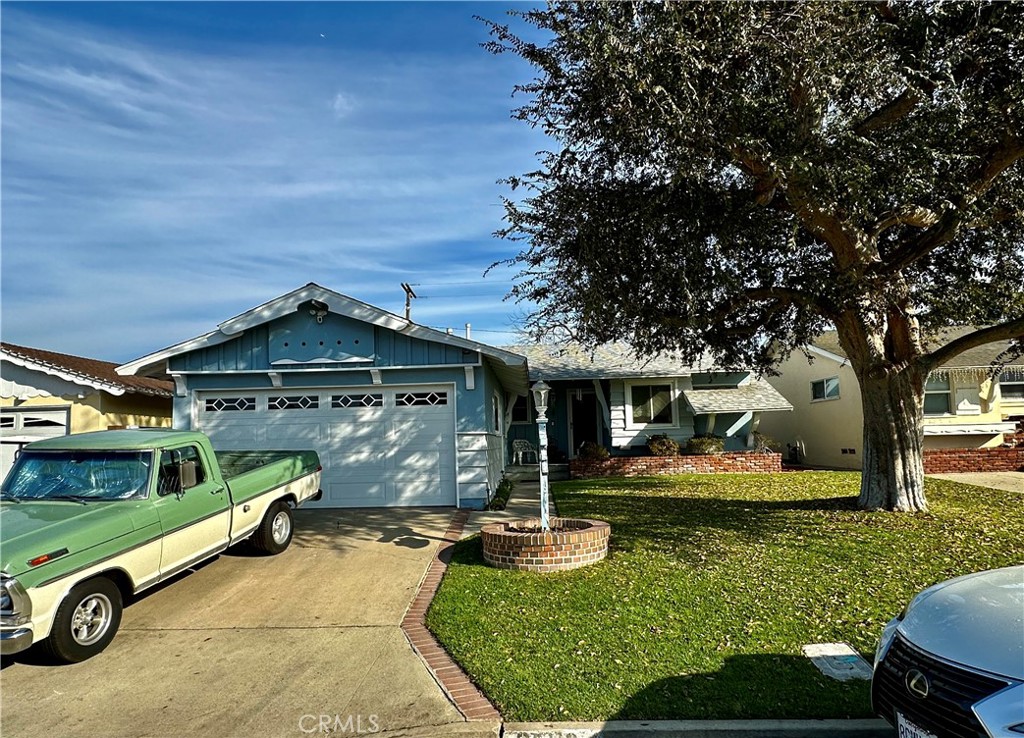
[{"left": 896, "top": 711, "right": 937, "bottom": 738}]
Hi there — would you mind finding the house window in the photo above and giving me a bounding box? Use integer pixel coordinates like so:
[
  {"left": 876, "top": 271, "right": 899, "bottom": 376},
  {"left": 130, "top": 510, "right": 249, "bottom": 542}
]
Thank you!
[
  {"left": 811, "top": 377, "right": 840, "bottom": 401},
  {"left": 511, "top": 394, "right": 532, "bottom": 424},
  {"left": 492, "top": 393, "right": 502, "bottom": 434},
  {"left": 924, "top": 375, "right": 952, "bottom": 415},
  {"left": 999, "top": 371, "right": 1024, "bottom": 400},
  {"left": 629, "top": 383, "right": 674, "bottom": 425}
]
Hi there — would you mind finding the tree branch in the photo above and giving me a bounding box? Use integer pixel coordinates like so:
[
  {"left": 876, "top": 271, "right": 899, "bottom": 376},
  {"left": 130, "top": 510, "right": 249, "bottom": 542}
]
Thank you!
[
  {"left": 919, "top": 318, "right": 1024, "bottom": 373},
  {"left": 877, "top": 132, "right": 1024, "bottom": 274},
  {"left": 867, "top": 205, "right": 940, "bottom": 239},
  {"left": 853, "top": 88, "right": 922, "bottom": 137}
]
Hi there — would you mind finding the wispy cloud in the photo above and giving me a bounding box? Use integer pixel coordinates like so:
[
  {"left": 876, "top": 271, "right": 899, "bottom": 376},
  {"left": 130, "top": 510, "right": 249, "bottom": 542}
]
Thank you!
[{"left": 1, "top": 5, "right": 544, "bottom": 362}]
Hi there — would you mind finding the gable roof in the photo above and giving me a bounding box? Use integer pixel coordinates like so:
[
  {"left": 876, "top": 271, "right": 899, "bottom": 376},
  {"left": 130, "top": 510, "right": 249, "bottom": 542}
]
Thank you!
[
  {"left": 1, "top": 343, "right": 173, "bottom": 397},
  {"left": 810, "top": 327, "right": 1024, "bottom": 369},
  {"left": 116, "top": 283, "right": 530, "bottom": 395},
  {"left": 683, "top": 380, "right": 792, "bottom": 414},
  {"left": 506, "top": 342, "right": 712, "bottom": 381}
]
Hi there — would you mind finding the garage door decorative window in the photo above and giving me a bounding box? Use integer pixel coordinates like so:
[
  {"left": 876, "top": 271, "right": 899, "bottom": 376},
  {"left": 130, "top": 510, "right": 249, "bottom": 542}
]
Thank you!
[
  {"left": 395, "top": 391, "right": 448, "bottom": 407},
  {"left": 204, "top": 397, "right": 256, "bottom": 412},
  {"left": 332, "top": 393, "right": 383, "bottom": 408},
  {"left": 268, "top": 395, "right": 320, "bottom": 410}
]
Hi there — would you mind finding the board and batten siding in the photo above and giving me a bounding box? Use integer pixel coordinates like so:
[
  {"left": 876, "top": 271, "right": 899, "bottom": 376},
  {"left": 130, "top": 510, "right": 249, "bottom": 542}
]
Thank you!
[{"left": 608, "top": 378, "right": 696, "bottom": 451}]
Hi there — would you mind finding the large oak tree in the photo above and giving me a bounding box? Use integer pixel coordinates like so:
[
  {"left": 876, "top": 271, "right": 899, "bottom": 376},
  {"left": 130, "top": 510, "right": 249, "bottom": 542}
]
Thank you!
[{"left": 487, "top": 1, "right": 1024, "bottom": 512}]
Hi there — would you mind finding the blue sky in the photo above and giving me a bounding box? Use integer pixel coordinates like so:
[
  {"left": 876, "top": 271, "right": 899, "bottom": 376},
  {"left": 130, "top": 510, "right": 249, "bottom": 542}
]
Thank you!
[{"left": 1, "top": 1, "right": 548, "bottom": 363}]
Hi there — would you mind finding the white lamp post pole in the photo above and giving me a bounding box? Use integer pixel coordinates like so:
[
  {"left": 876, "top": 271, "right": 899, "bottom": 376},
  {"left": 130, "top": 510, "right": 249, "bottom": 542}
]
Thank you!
[{"left": 532, "top": 381, "right": 551, "bottom": 531}]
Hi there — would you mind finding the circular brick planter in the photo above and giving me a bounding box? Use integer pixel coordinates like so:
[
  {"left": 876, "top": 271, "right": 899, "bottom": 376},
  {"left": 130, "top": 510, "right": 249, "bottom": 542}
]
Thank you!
[{"left": 481, "top": 517, "right": 610, "bottom": 572}]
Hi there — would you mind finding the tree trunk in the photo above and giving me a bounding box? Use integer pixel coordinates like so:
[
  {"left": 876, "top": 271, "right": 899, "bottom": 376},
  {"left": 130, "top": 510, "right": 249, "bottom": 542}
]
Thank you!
[{"left": 857, "top": 369, "right": 928, "bottom": 512}]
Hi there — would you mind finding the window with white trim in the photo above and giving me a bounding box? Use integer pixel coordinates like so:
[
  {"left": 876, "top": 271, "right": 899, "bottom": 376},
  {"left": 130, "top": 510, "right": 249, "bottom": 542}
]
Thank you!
[
  {"left": 396, "top": 391, "right": 448, "bottom": 407},
  {"left": 332, "top": 393, "right": 383, "bottom": 408},
  {"left": 510, "top": 394, "right": 532, "bottom": 424},
  {"left": 999, "top": 371, "right": 1024, "bottom": 400},
  {"left": 628, "top": 383, "right": 674, "bottom": 426},
  {"left": 924, "top": 375, "right": 952, "bottom": 415},
  {"left": 810, "top": 377, "right": 840, "bottom": 402},
  {"left": 205, "top": 397, "right": 256, "bottom": 412},
  {"left": 492, "top": 393, "right": 502, "bottom": 434}
]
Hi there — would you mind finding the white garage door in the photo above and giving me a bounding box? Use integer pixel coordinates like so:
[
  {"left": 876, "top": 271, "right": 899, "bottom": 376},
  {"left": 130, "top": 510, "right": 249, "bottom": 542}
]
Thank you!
[{"left": 195, "top": 386, "right": 456, "bottom": 508}]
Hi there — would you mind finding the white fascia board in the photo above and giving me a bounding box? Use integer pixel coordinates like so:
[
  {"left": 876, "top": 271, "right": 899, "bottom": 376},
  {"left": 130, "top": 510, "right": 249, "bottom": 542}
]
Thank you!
[
  {"left": 116, "top": 329, "right": 226, "bottom": 377},
  {"left": 1, "top": 351, "right": 125, "bottom": 396},
  {"left": 806, "top": 345, "right": 850, "bottom": 366}
]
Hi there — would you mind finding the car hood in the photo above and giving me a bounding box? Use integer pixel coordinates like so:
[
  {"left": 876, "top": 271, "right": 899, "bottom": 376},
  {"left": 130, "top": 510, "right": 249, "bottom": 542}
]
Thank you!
[
  {"left": 898, "top": 565, "right": 1024, "bottom": 681},
  {"left": 0, "top": 501, "right": 137, "bottom": 578}
]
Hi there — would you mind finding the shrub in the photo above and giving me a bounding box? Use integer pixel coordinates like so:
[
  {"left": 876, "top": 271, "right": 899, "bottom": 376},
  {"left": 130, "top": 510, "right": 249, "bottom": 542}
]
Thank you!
[
  {"left": 750, "top": 431, "right": 780, "bottom": 453},
  {"left": 646, "top": 433, "right": 680, "bottom": 456},
  {"left": 686, "top": 434, "right": 725, "bottom": 455},
  {"left": 488, "top": 475, "right": 516, "bottom": 510},
  {"left": 578, "top": 440, "right": 610, "bottom": 461}
]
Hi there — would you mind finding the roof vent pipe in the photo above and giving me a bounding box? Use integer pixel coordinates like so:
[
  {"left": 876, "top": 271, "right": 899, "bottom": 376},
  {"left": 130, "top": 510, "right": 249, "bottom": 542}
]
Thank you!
[
  {"left": 447, "top": 328, "right": 453, "bottom": 335},
  {"left": 465, "top": 323, "right": 471, "bottom": 340}
]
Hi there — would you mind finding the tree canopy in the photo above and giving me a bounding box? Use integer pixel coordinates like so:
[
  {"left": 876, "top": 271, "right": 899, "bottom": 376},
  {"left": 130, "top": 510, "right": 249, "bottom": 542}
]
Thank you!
[{"left": 489, "top": 1, "right": 1024, "bottom": 372}]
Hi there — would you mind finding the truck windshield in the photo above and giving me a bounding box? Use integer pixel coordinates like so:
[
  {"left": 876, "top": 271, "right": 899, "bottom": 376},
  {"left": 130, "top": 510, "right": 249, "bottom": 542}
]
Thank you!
[{"left": 1, "top": 451, "right": 153, "bottom": 501}]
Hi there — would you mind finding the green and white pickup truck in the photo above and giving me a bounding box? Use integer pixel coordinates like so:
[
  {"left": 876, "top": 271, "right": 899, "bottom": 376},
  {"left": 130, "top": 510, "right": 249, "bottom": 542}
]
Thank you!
[{"left": 0, "top": 429, "right": 321, "bottom": 663}]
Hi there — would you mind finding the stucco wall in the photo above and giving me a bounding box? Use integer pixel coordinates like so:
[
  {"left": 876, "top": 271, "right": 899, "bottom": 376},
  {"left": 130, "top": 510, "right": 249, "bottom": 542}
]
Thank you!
[
  {"left": 760, "top": 355, "right": 863, "bottom": 469},
  {"left": 1, "top": 392, "right": 171, "bottom": 433}
]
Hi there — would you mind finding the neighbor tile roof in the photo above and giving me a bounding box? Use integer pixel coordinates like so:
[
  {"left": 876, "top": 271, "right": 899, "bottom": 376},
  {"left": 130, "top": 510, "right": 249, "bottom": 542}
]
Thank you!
[
  {"left": 1, "top": 342, "right": 174, "bottom": 397},
  {"left": 683, "top": 380, "right": 793, "bottom": 414},
  {"left": 811, "top": 326, "right": 1023, "bottom": 369},
  {"left": 505, "top": 342, "right": 712, "bottom": 380}
]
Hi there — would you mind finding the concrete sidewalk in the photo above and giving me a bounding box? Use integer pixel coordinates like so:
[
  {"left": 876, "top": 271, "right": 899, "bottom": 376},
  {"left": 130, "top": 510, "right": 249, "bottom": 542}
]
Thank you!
[
  {"left": 502, "top": 720, "right": 893, "bottom": 738},
  {"left": 464, "top": 480, "right": 547, "bottom": 538}
]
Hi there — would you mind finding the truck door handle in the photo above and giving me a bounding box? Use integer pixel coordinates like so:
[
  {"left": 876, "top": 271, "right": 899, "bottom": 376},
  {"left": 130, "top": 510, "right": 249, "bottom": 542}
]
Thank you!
[{"left": 211, "top": 486, "right": 225, "bottom": 495}]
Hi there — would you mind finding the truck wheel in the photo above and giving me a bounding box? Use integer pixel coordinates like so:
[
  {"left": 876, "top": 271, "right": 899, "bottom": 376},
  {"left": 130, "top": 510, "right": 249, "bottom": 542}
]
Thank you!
[
  {"left": 251, "top": 501, "right": 293, "bottom": 555},
  {"left": 42, "top": 577, "right": 123, "bottom": 663}
]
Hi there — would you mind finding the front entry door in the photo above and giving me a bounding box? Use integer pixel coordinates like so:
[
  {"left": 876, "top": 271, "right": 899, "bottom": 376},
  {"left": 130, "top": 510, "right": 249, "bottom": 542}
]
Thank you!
[{"left": 568, "top": 391, "right": 601, "bottom": 457}]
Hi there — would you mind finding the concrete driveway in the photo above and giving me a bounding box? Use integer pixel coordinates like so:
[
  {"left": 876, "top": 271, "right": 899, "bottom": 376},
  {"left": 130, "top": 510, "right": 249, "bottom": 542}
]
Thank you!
[
  {"left": 927, "top": 471, "right": 1024, "bottom": 493},
  {"left": 0, "top": 508, "right": 480, "bottom": 738}
]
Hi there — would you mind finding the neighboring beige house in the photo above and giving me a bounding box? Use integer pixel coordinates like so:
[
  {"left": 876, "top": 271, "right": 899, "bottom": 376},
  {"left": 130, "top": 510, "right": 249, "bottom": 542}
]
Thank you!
[
  {"left": 1, "top": 342, "right": 173, "bottom": 479},
  {"left": 759, "top": 328, "right": 1024, "bottom": 470}
]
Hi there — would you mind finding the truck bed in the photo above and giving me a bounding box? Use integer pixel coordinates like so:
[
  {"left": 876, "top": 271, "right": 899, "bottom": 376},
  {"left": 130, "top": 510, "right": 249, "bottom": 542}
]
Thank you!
[{"left": 214, "top": 450, "right": 321, "bottom": 504}]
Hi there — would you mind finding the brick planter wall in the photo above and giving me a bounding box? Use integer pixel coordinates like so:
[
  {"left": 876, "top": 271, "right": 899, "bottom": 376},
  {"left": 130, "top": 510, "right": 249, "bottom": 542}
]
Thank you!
[
  {"left": 481, "top": 517, "right": 610, "bottom": 573},
  {"left": 570, "top": 452, "right": 783, "bottom": 479},
  {"left": 924, "top": 447, "right": 1024, "bottom": 474}
]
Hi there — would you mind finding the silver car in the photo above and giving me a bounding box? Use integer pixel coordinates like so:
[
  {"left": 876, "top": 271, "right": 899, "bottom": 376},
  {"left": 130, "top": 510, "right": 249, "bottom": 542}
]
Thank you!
[{"left": 872, "top": 565, "right": 1024, "bottom": 738}]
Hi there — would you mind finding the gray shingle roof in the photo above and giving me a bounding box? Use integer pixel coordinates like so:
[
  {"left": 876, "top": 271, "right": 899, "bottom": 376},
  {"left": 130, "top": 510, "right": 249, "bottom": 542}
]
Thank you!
[
  {"left": 504, "top": 342, "right": 711, "bottom": 380},
  {"left": 683, "top": 380, "right": 792, "bottom": 414},
  {"left": 811, "top": 326, "right": 1023, "bottom": 369}
]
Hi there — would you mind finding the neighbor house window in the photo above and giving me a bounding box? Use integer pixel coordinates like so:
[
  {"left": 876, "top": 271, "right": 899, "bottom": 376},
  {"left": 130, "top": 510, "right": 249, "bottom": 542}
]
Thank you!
[
  {"left": 999, "top": 371, "right": 1024, "bottom": 400},
  {"left": 629, "top": 383, "right": 674, "bottom": 425},
  {"left": 924, "top": 375, "right": 952, "bottom": 415},
  {"left": 811, "top": 377, "right": 840, "bottom": 401}
]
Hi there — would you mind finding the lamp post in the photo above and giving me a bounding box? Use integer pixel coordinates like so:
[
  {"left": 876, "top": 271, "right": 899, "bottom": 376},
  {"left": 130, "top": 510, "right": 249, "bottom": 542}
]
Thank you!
[{"left": 531, "top": 380, "right": 551, "bottom": 531}]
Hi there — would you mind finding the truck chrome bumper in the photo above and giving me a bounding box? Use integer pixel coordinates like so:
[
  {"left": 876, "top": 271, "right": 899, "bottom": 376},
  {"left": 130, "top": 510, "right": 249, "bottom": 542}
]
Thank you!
[{"left": 0, "top": 628, "right": 33, "bottom": 656}]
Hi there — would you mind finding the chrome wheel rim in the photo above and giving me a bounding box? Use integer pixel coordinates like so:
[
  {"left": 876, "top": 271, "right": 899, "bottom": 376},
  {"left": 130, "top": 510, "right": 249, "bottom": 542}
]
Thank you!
[
  {"left": 70, "top": 593, "right": 113, "bottom": 646},
  {"left": 271, "top": 510, "right": 291, "bottom": 544}
]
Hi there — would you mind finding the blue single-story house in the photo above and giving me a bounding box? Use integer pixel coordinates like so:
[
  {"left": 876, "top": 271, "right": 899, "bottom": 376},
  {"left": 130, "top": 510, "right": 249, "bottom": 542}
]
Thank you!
[
  {"left": 503, "top": 343, "right": 793, "bottom": 463},
  {"left": 118, "top": 283, "right": 529, "bottom": 510},
  {"left": 118, "top": 284, "right": 792, "bottom": 509}
]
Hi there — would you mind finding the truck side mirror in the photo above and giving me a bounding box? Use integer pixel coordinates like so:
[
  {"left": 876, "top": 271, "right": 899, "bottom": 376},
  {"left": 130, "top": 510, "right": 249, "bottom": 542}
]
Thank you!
[{"left": 179, "top": 460, "right": 198, "bottom": 490}]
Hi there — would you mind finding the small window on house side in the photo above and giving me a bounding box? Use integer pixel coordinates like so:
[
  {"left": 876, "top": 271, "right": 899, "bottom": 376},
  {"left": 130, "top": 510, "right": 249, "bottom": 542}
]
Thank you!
[
  {"left": 811, "top": 377, "right": 840, "bottom": 401},
  {"left": 631, "top": 384, "right": 674, "bottom": 425},
  {"left": 492, "top": 393, "right": 502, "bottom": 434},
  {"left": 924, "top": 375, "right": 952, "bottom": 415},
  {"left": 999, "top": 371, "right": 1024, "bottom": 400}
]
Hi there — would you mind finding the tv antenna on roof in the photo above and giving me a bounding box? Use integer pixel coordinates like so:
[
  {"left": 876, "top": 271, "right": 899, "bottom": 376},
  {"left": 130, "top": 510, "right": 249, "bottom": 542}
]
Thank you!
[{"left": 401, "top": 282, "right": 418, "bottom": 321}]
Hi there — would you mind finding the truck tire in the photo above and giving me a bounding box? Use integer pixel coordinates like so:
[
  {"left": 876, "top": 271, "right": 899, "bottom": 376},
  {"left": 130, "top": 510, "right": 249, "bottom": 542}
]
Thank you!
[
  {"left": 251, "top": 501, "right": 294, "bottom": 555},
  {"left": 42, "top": 577, "right": 123, "bottom": 663}
]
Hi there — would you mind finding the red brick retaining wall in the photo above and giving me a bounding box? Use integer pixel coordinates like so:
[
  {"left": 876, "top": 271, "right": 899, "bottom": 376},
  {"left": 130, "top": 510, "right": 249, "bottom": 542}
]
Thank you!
[
  {"left": 570, "top": 452, "right": 783, "bottom": 479},
  {"left": 923, "top": 447, "right": 1024, "bottom": 474},
  {"left": 481, "top": 517, "right": 610, "bottom": 573}
]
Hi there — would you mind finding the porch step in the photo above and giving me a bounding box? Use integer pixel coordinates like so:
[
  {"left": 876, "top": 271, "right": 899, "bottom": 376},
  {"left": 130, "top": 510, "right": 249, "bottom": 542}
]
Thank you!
[{"left": 505, "top": 464, "right": 570, "bottom": 482}]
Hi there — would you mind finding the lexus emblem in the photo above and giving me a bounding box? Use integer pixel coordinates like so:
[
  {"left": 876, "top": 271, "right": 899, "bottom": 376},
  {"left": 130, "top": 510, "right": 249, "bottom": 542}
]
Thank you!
[{"left": 905, "top": 669, "right": 930, "bottom": 699}]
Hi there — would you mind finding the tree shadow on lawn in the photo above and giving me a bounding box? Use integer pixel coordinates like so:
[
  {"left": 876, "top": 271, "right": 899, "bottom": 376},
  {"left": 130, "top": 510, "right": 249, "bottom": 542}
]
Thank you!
[{"left": 611, "top": 652, "right": 876, "bottom": 722}]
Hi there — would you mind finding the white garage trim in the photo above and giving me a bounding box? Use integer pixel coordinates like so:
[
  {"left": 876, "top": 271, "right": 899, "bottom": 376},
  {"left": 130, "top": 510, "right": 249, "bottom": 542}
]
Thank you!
[{"left": 192, "top": 383, "right": 458, "bottom": 508}]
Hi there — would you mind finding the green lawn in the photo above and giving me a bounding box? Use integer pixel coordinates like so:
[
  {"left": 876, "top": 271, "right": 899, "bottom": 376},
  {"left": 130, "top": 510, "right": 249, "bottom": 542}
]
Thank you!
[{"left": 426, "top": 473, "right": 1023, "bottom": 720}]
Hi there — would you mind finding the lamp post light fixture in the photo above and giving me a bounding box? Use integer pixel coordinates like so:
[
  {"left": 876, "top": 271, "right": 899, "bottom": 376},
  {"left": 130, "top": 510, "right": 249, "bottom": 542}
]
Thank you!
[{"left": 531, "top": 380, "right": 552, "bottom": 531}]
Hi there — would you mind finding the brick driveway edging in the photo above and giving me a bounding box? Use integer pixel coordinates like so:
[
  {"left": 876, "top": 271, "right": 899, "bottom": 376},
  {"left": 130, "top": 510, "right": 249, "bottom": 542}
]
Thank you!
[{"left": 401, "top": 509, "right": 501, "bottom": 722}]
